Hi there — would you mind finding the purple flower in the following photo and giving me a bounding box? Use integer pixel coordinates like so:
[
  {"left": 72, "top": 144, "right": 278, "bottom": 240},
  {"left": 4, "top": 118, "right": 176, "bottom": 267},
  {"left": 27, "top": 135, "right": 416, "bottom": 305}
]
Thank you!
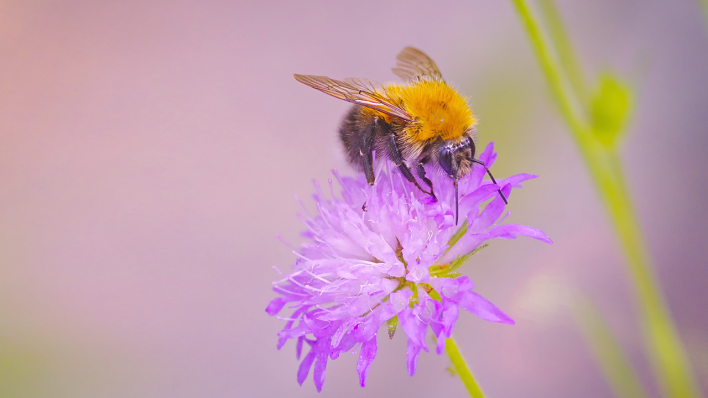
[{"left": 267, "top": 142, "right": 551, "bottom": 391}]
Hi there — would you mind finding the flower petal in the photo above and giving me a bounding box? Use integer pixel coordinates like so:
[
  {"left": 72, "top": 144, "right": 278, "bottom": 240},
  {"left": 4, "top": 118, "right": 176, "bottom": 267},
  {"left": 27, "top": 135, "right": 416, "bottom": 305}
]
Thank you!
[
  {"left": 330, "top": 332, "right": 358, "bottom": 360},
  {"left": 398, "top": 308, "right": 427, "bottom": 350},
  {"left": 278, "top": 322, "right": 309, "bottom": 340},
  {"left": 406, "top": 337, "right": 423, "bottom": 376},
  {"left": 380, "top": 289, "right": 413, "bottom": 321},
  {"left": 489, "top": 224, "right": 553, "bottom": 244},
  {"left": 357, "top": 336, "right": 378, "bottom": 387},
  {"left": 297, "top": 343, "right": 317, "bottom": 386},
  {"left": 441, "top": 299, "right": 459, "bottom": 336},
  {"left": 469, "top": 184, "right": 512, "bottom": 233},
  {"left": 276, "top": 306, "right": 309, "bottom": 349},
  {"left": 265, "top": 297, "right": 287, "bottom": 316},
  {"left": 458, "top": 184, "right": 500, "bottom": 219},
  {"left": 296, "top": 336, "right": 305, "bottom": 360},
  {"left": 331, "top": 321, "right": 350, "bottom": 348},
  {"left": 480, "top": 142, "right": 496, "bottom": 166},
  {"left": 459, "top": 291, "right": 514, "bottom": 324},
  {"left": 496, "top": 173, "right": 538, "bottom": 188},
  {"left": 428, "top": 275, "right": 474, "bottom": 299},
  {"left": 438, "top": 232, "right": 490, "bottom": 265},
  {"left": 313, "top": 336, "right": 332, "bottom": 392}
]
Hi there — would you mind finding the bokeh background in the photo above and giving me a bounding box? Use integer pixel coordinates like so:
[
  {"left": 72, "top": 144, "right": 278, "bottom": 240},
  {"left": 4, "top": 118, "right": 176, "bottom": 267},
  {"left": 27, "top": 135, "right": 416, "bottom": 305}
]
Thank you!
[{"left": 1, "top": 0, "right": 707, "bottom": 397}]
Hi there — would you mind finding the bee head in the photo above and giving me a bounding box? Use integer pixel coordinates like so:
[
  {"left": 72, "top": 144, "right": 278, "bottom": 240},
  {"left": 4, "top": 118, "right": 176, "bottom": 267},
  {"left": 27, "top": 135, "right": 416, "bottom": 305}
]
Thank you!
[
  {"left": 438, "top": 135, "right": 475, "bottom": 225},
  {"left": 438, "top": 134, "right": 508, "bottom": 225},
  {"left": 438, "top": 135, "right": 475, "bottom": 180}
]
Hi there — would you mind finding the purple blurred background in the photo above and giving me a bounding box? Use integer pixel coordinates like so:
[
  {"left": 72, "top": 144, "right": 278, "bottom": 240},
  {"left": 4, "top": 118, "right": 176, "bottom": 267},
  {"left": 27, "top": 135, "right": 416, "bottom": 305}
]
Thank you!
[{"left": 1, "top": 1, "right": 707, "bottom": 397}]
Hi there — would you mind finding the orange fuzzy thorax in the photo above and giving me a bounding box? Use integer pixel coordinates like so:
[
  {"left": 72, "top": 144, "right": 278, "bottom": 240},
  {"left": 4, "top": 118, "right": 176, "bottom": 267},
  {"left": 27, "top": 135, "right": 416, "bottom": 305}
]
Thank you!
[{"left": 387, "top": 79, "right": 476, "bottom": 142}]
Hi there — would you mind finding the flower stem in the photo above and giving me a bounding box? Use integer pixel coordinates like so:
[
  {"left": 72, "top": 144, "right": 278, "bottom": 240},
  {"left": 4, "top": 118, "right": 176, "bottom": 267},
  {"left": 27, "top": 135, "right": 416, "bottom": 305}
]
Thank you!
[
  {"left": 700, "top": 0, "right": 708, "bottom": 31},
  {"left": 509, "top": 1, "right": 701, "bottom": 398},
  {"left": 445, "top": 337, "right": 486, "bottom": 398},
  {"left": 509, "top": 0, "right": 589, "bottom": 147},
  {"left": 537, "top": 0, "right": 587, "bottom": 103},
  {"left": 582, "top": 141, "right": 700, "bottom": 398},
  {"left": 575, "top": 297, "right": 650, "bottom": 398}
]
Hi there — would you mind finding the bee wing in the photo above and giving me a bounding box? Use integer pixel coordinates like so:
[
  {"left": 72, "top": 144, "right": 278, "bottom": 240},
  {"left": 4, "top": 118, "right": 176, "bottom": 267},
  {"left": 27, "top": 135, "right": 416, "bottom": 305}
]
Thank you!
[
  {"left": 392, "top": 47, "right": 443, "bottom": 81},
  {"left": 342, "top": 77, "right": 383, "bottom": 92},
  {"left": 294, "top": 74, "right": 413, "bottom": 121}
]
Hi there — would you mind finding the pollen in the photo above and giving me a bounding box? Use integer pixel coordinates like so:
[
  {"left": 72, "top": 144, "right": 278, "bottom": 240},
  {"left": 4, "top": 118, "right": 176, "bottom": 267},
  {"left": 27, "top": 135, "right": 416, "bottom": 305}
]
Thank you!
[{"left": 386, "top": 80, "right": 476, "bottom": 142}]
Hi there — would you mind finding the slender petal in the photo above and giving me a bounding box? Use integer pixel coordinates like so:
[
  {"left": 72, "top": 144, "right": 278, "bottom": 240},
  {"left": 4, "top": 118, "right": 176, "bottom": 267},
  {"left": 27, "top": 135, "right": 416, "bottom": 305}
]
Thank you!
[
  {"left": 357, "top": 337, "right": 378, "bottom": 387},
  {"left": 297, "top": 343, "right": 317, "bottom": 386},
  {"left": 470, "top": 185, "right": 513, "bottom": 233},
  {"left": 490, "top": 224, "right": 553, "bottom": 244},
  {"left": 313, "top": 336, "right": 332, "bottom": 392},
  {"left": 266, "top": 297, "right": 287, "bottom": 316},
  {"left": 460, "top": 291, "right": 515, "bottom": 324},
  {"left": 398, "top": 308, "right": 428, "bottom": 351},
  {"left": 407, "top": 337, "right": 423, "bottom": 376},
  {"left": 296, "top": 336, "right": 305, "bottom": 360}
]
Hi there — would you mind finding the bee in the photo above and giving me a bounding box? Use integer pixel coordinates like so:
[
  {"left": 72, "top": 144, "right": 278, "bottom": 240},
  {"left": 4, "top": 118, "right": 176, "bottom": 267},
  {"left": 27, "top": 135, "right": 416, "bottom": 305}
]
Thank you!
[{"left": 295, "top": 47, "right": 507, "bottom": 224}]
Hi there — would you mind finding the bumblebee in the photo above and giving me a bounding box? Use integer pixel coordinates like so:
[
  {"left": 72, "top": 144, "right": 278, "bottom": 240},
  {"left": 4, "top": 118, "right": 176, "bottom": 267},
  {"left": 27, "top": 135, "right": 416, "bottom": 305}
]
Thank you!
[{"left": 295, "top": 47, "right": 507, "bottom": 224}]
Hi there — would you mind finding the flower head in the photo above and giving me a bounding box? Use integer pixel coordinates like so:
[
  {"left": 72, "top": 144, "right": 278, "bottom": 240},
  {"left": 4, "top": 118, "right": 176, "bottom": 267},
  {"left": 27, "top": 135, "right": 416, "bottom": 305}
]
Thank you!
[{"left": 267, "top": 142, "right": 551, "bottom": 391}]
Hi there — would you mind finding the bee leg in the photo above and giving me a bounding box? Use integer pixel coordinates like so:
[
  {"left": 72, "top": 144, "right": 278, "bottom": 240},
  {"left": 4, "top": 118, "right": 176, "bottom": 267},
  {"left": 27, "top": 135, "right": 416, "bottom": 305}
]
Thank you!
[
  {"left": 387, "top": 134, "right": 433, "bottom": 197},
  {"left": 357, "top": 119, "right": 377, "bottom": 212},
  {"left": 360, "top": 119, "right": 377, "bottom": 186},
  {"left": 415, "top": 163, "right": 437, "bottom": 201}
]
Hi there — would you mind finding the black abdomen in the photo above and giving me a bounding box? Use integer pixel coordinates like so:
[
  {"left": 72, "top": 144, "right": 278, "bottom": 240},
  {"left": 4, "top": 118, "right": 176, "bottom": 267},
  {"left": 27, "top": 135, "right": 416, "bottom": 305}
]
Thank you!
[{"left": 338, "top": 105, "right": 393, "bottom": 171}]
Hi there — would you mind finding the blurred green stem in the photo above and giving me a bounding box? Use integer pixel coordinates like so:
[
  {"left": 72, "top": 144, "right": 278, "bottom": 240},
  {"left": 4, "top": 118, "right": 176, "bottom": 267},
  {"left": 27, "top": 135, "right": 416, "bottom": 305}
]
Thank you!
[
  {"left": 446, "top": 338, "right": 486, "bottom": 398},
  {"left": 537, "top": 0, "right": 587, "bottom": 103},
  {"left": 700, "top": 0, "right": 708, "bottom": 30},
  {"left": 510, "top": 1, "right": 701, "bottom": 398},
  {"left": 575, "top": 297, "right": 650, "bottom": 398}
]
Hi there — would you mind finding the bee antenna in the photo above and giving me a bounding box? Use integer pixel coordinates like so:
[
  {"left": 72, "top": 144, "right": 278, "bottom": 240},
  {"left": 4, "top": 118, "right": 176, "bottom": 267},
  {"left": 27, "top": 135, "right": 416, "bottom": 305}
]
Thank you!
[
  {"left": 470, "top": 158, "right": 508, "bottom": 205},
  {"left": 454, "top": 177, "right": 459, "bottom": 225}
]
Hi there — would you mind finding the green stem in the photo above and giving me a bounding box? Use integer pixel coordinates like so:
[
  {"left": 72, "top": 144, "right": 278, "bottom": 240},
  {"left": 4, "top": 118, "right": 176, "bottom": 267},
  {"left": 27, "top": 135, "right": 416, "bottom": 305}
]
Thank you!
[
  {"left": 575, "top": 297, "right": 650, "bottom": 398},
  {"left": 700, "top": 0, "right": 708, "bottom": 31},
  {"left": 586, "top": 141, "right": 700, "bottom": 398},
  {"left": 446, "top": 337, "right": 486, "bottom": 398},
  {"left": 510, "top": 0, "right": 589, "bottom": 146},
  {"left": 537, "top": 0, "right": 588, "bottom": 103},
  {"left": 510, "top": 1, "right": 701, "bottom": 398}
]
